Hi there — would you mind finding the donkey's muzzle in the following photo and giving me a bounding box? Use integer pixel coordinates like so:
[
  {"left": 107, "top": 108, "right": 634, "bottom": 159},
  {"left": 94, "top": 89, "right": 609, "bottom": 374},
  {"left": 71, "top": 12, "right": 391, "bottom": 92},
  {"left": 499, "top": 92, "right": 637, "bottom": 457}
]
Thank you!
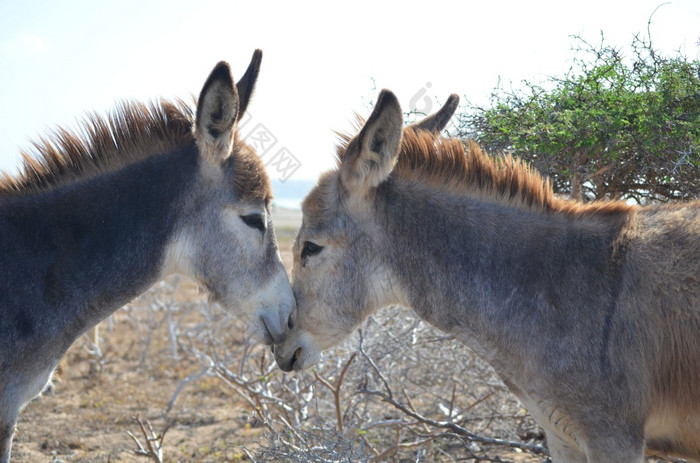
[
  {"left": 271, "top": 345, "right": 302, "bottom": 372},
  {"left": 260, "top": 313, "right": 287, "bottom": 345}
]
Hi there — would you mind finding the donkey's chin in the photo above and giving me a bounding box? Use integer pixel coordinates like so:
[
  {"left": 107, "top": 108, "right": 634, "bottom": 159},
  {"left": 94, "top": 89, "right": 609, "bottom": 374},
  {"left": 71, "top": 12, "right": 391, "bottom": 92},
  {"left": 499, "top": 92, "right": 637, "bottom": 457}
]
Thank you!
[
  {"left": 294, "top": 347, "right": 321, "bottom": 371},
  {"left": 273, "top": 334, "right": 321, "bottom": 372},
  {"left": 275, "top": 348, "right": 320, "bottom": 372}
]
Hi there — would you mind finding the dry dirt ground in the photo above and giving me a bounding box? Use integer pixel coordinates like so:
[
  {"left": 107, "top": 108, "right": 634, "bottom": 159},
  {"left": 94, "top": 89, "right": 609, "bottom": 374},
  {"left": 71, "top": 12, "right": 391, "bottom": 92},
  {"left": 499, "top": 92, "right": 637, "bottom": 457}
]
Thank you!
[{"left": 12, "top": 208, "right": 302, "bottom": 463}]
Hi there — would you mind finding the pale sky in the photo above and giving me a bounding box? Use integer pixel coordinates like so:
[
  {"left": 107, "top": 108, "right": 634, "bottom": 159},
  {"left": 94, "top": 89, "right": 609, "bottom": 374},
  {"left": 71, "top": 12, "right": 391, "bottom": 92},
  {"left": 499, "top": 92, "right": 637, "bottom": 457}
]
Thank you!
[{"left": 0, "top": 0, "right": 698, "bottom": 181}]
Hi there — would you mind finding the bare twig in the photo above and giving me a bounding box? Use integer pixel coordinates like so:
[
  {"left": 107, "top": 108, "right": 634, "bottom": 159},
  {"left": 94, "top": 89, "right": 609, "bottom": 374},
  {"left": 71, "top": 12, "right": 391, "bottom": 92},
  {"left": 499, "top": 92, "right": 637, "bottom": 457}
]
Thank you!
[
  {"left": 126, "top": 415, "right": 168, "bottom": 462},
  {"left": 314, "top": 352, "right": 357, "bottom": 433},
  {"left": 358, "top": 329, "right": 392, "bottom": 397},
  {"left": 357, "top": 333, "right": 549, "bottom": 457},
  {"left": 369, "top": 436, "right": 436, "bottom": 463},
  {"left": 360, "top": 381, "right": 549, "bottom": 456},
  {"left": 165, "top": 365, "right": 209, "bottom": 413}
]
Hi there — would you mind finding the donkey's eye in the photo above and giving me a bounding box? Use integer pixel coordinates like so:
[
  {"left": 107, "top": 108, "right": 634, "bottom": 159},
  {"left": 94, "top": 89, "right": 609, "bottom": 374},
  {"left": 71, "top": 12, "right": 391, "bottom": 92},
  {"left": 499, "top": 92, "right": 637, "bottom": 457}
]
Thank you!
[
  {"left": 301, "top": 241, "right": 323, "bottom": 259},
  {"left": 241, "top": 214, "right": 266, "bottom": 233}
]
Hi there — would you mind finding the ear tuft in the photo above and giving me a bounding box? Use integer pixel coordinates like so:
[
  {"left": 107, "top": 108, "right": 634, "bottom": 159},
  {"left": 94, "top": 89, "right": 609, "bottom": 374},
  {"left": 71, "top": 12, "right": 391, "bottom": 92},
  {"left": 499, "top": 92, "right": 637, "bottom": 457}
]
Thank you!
[{"left": 340, "top": 89, "right": 403, "bottom": 194}]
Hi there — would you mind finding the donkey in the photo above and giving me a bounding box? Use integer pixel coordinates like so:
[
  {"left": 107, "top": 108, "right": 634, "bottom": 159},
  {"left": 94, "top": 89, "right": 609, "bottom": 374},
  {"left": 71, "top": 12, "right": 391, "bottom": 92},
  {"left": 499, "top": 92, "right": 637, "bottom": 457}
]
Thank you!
[
  {"left": 273, "top": 89, "right": 700, "bottom": 462},
  {"left": 0, "top": 50, "right": 296, "bottom": 462}
]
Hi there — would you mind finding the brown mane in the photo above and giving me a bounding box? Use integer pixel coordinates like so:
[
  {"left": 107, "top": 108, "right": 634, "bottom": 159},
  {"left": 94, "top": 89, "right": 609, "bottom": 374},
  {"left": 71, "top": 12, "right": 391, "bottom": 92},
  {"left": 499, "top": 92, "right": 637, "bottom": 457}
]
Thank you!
[
  {"left": 0, "top": 99, "right": 196, "bottom": 196},
  {"left": 337, "top": 127, "right": 632, "bottom": 216}
]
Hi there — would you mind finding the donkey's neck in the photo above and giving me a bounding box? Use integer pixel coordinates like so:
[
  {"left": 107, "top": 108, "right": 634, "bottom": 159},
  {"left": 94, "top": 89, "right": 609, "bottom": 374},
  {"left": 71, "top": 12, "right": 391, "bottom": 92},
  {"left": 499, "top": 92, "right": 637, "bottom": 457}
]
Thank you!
[
  {"left": 376, "top": 181, "right": 629, "bottom": 366},
  {"left": 1, "top": 146, "right": 197, "bottom": 348}
]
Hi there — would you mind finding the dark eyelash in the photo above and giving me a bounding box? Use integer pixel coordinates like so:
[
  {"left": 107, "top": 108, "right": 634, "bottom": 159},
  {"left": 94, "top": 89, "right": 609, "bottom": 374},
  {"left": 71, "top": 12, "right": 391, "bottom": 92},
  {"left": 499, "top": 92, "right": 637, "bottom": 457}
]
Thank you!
[
  {"left": 241, "top": 214, "right": 265, "bottom": 233},
  {"left": 301, "top": 241, "right": 323, "bottom": 258}
]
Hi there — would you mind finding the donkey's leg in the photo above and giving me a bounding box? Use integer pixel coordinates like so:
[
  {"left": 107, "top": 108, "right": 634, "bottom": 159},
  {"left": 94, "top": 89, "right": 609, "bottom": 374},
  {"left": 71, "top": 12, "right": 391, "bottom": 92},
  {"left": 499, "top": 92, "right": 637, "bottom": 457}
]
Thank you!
[
  {"left": 0, "top": 412, "right": 18, "bottom": 463},
  {"left": 0, "top": 385, "right": 20, "bottom": 463},
  {"left": 571, "top": 414, "right": 645, "bottom": 463},
  {"left": 0, "top": 364, "right": 58, "bottom": 462},
  {"left": 545, "top": 433, "right": 587, "bottom": 463},
  {"left": 582, "top": 436, "right": 645, "bottom": 463}
]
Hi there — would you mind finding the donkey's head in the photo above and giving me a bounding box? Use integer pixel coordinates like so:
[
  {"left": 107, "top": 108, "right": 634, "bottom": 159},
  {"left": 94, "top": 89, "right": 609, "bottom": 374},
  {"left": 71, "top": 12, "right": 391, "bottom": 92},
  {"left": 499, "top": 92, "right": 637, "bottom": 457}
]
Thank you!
[
  {"left": 163, "top": 51, "right": 295, "bottom": 345},
  {"left": 273, "top": 91, "right": 458, "bottom": 371}
]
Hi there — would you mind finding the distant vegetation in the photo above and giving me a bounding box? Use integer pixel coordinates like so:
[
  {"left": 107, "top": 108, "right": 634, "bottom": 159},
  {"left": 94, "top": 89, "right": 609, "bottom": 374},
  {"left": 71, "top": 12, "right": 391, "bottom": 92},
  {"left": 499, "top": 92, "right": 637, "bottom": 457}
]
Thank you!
[{"left": 458, "top": 29, "right": 700, "bottom": 203}]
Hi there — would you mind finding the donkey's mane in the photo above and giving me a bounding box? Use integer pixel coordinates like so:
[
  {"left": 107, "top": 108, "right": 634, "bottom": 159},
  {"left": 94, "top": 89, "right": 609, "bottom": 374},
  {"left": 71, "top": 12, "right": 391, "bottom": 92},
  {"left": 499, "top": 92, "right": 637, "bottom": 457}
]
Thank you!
[
  {"left": 0, "top": 99, "right": 196, "bottom": 195},
  {"left": 337, "top": 127, "right": 632, "bottom": 215}
]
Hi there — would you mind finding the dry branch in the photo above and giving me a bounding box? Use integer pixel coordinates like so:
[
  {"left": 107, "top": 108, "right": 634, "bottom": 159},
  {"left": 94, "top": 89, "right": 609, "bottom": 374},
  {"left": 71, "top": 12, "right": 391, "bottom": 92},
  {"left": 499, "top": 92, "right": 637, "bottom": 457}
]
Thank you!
[
  {"left": 126, "top": 415, "right": 168, "bottom": 462},
  {"left": 357, "top": 328, "right": 550, "bottom": 458}
]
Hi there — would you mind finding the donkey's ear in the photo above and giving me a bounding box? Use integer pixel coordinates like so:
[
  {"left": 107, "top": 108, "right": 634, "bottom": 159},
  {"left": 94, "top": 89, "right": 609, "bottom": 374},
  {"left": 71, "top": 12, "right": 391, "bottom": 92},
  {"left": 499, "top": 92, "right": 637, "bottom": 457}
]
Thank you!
[
  {"left": 408, "top": 94, "right": 459, "bottom": 133},
  {"left": 195, "top": 61, "right": 240, "bottom": 162},
  {"left": 236, "top": 49, "right": 262, "bottom": 119},
  {"left": 340, "top": 90, "right": 403, "bottom": 194}
]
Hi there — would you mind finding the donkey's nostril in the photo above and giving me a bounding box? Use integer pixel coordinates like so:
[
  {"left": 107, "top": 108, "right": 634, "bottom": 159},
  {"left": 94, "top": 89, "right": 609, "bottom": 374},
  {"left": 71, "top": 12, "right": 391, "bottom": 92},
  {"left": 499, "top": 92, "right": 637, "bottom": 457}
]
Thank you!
[{"left": 283, "top": 347, "right": 303, "bottom": 372}]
